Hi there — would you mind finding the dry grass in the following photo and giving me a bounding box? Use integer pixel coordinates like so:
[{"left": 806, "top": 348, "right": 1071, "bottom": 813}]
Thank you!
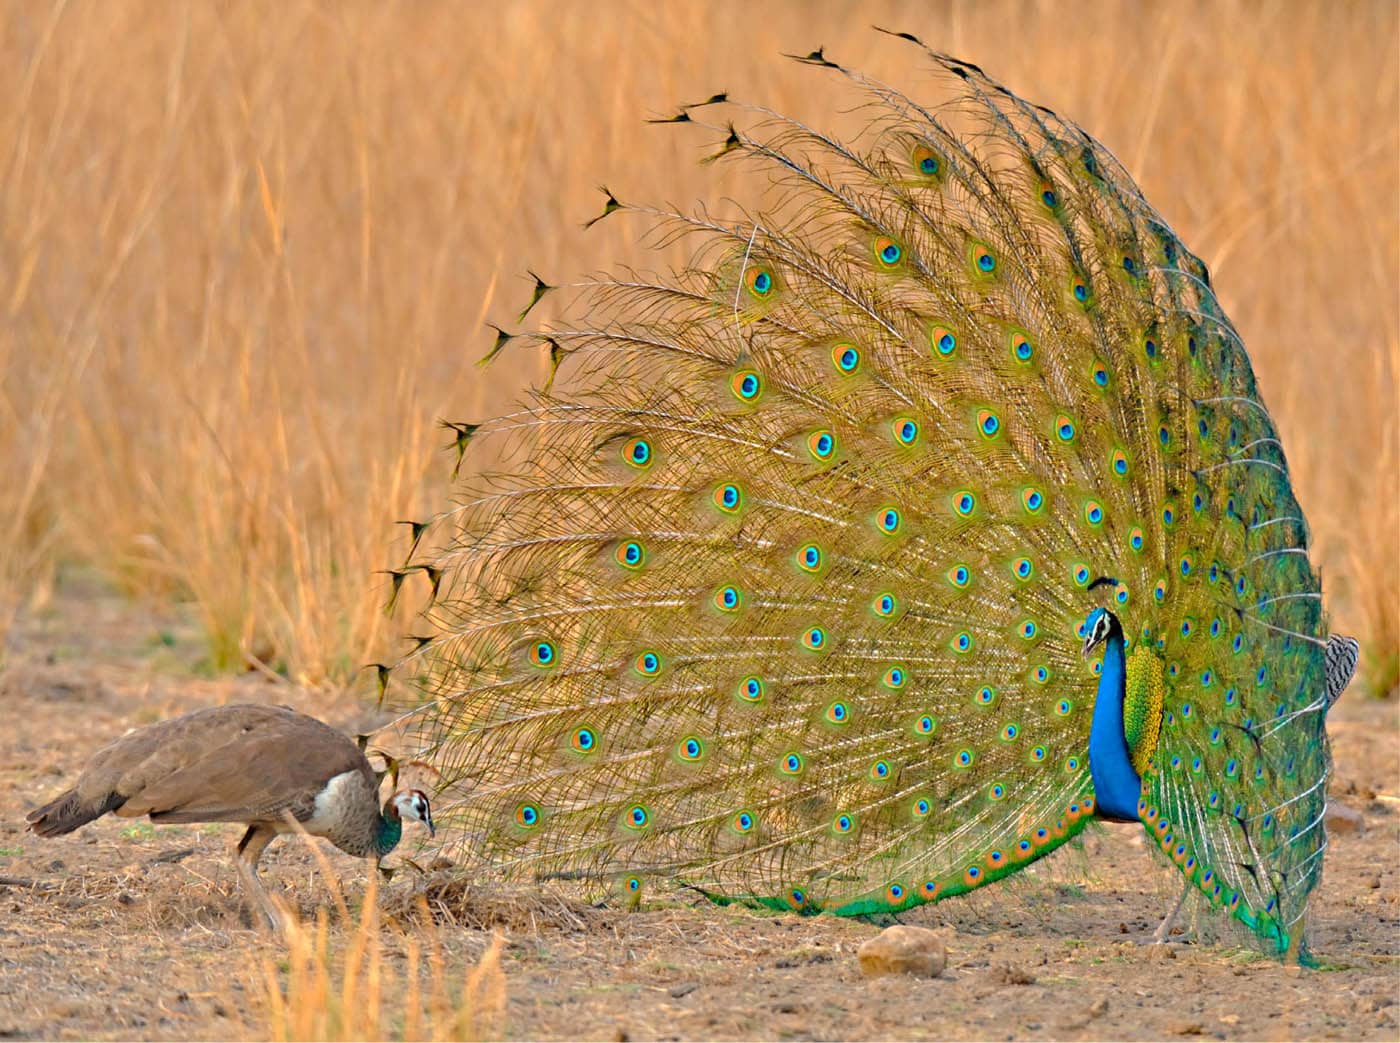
[
  {"left": 1, "top": 0, "right": 1395, "bottom": 691},
  {"left": 257, "top": 870, "right": 507, "bottom": 1042}
]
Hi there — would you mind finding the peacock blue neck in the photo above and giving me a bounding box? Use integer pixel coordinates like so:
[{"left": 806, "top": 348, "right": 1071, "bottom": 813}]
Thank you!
[
  {"left": 1088, "top": 619, "right": 1142, "bottom": 821},
  {"left": 374, "top": 808, "right": 404, "bottom": 857}
]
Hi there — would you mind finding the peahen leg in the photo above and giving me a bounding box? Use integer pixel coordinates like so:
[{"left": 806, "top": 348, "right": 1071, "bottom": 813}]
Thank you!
[
  {"left": 235, "top": 824, "right": 282, "bottom": 930},
  {"left": 1152, "top": 880, "right": 1191, "bottom": 944}
]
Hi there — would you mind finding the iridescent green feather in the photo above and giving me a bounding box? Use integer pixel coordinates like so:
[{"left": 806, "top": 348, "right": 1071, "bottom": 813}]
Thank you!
[{"left": 395, "top": 38, "right": 1338, "bottom": 955}]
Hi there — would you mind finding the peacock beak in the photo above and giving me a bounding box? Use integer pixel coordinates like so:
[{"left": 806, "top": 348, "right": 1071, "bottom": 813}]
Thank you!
[
  {"left": 1081, "top": 634, "right": 1097, "bottom": 658},
  {"left": 424, "top": 812, "right": 436, "bottom": 838}
]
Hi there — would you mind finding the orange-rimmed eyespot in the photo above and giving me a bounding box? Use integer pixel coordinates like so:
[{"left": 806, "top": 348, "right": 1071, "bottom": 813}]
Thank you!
[
  {"left": 712, "top": 482, "right": 743, "bottom": 514},
  {"left": 744, "top": 265, "right": 775, "bottom": 300},
  {"left": 912, "top": 143, "right": 942, "bottom": 179},
  {"left": 615, "top": 540, "right": 646, "bottom": 570},
  {"left": 807, "top": 429, "right": 837, "bottom": 461},
  {"left": 831, "top": 342, "right": 861, "bottom": 374},
  {"left": 729, "top": 369, "right": 763, "bottom": 402},
  {"left": 621, "top": 437, "right": 652, "bottom": 469},
  {"left": 873, "top": 236, "right": 903, "bottom": 268}
]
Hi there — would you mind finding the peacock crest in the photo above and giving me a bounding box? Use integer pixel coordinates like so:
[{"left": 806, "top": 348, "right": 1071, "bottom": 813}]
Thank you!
[{"left": 390, "top": 32, "right": 1352, "bottom": 958}]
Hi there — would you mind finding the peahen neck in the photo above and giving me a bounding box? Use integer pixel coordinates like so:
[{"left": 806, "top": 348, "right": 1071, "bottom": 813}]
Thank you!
[
  {"left": 1088, "top": 618, "right": 1142, "bottom": 821},
  {"left": 373, "top": 802, "right": 404, "bottom": 857}
]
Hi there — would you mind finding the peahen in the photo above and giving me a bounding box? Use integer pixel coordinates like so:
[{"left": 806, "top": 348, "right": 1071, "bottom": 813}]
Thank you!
[
  {"left": 392, "top": 34, "right": 1360, "bottom": 959},
  {"left": 27, "top": 704, "right": 435, "bottom": 928}
]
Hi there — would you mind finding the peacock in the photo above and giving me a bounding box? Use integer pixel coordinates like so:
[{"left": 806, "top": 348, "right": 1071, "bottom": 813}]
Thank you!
[{"left": 390, "top": 33, "right": 1360, "bottom": 959}]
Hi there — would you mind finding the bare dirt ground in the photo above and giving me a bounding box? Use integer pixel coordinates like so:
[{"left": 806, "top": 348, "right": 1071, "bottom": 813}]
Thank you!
[{"left": 1, "top": 575, "right": 1397, "bottom": 1041}]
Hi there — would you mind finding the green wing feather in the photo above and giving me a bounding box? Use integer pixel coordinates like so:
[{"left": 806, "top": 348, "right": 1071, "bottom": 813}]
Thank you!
[{"left": 398, "top": 40, "right": 1332, "bottom": 948}]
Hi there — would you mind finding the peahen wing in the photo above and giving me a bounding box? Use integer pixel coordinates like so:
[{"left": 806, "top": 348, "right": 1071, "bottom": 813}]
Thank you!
[{"left": 399, "top": 38, "right": 1332, "bottom": 944}]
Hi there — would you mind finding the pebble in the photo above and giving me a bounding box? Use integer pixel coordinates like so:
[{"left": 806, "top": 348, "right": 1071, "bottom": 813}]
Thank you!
[
  {"left": 856, "top": 924, "right": 947, "bottom": 979},
  {"left": 1166, "top": 1019, "right": 1205, "bottom": 1036}
]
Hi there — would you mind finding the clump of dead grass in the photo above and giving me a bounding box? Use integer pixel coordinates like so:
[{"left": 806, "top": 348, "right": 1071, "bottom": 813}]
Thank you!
[
  {"left": 382, "top": 870, "right": 599, "bottom": 934},
  {"left": 257, "top": 870, "right": 508, "bottom": 1043}
]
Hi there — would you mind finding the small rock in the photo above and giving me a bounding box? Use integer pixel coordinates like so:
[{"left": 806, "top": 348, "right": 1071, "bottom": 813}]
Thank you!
[
  {"left": 1167, "top": 1019, "right": 1205, "bottom": 1036},
  {"left": 668, "top": 982, "right": 699, "bottom": 999},
  {"left": 1088, "top": 998, "right": 1109, "bottom": 1018},
  {"left": 1364, "top": 873, "right": 1382, "bottom": 889},
  {"left": 857, "top": 924, "right": 947, "bottom": 979},
  {"left": 1325, "top": 802, "right": 1366, "bottom": 835},
  {"left": 1219, "top": 1013, "right": 1239, "bottom": 1026}
]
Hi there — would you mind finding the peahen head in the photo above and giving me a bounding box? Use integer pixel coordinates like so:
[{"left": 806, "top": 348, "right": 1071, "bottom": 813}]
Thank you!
[
  {"left": 1081, "top": 607, "right": 1124, "bottom": 657},
  {"left": 387, "top": 788, "right": 435, "bottom": 838}
]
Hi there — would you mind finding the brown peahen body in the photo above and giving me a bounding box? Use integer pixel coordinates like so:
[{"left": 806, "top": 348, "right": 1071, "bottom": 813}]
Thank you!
[{"left": 27, "top": 703, "right": 434, "bottom": 927}]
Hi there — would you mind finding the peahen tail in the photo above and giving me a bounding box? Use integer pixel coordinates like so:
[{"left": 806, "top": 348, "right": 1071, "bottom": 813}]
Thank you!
[{"left": 391, "top": 32, "right": 1350, "bottom": 957}]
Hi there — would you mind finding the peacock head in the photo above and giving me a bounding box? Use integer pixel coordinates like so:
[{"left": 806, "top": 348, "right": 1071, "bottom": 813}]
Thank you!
[
  {"left": 1081, "top": 606, "right": 1123, "bottom": 657},
  {"left": 390, "top": 789, "right": 436, "bottom": 837}
]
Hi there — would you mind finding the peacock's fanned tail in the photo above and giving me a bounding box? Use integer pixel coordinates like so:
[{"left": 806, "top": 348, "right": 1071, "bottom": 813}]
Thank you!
[{"left": 397, "top": 35, "right": 1332, "bottom": 954}]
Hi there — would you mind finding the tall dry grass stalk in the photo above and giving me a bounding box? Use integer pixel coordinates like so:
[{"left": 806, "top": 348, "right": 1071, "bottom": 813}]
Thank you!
[
  {"left": 258, "top": 869, "right": 507, "bottom": 1042},
  {"left": 1, "top": 1, "right": 1395, "bottom": 692}
]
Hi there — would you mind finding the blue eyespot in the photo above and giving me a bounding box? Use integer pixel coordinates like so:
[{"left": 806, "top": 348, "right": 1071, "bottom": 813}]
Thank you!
[
  {"left": 623, "top": 438, "right": 652, "bottom": 467},
  {"left": 714, "top": 482, "right": 742, "bottom": 513},
  {"left": 931, "top": 326, "right": 957, "bottom": 356},
  {"left": 746, "top": 268, "right": 773, "bottom": 299}
]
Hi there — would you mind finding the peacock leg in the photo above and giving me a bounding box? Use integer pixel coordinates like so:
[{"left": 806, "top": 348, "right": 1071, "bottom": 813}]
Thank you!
[
  {"left": 1152, "top": 879, "right": 1191, "bottom": 944},
  {"left": 235, "top": 824, "right": 282, "bottom": 930}
]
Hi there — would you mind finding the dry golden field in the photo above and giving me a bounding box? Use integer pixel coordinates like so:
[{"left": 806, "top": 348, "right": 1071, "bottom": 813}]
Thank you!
[
  {"left": 0, "top": 0, "right": 1396, "bottom": 692},
  {"left": 0, "top": 2, "right": 1398, "bottom": 1041}
]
